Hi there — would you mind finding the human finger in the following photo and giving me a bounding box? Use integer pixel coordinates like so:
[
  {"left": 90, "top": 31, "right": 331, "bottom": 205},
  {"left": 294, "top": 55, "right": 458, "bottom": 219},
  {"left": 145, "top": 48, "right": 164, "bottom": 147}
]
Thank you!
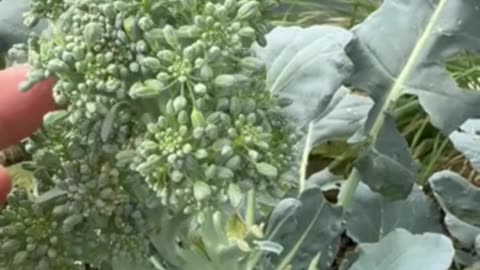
[
  {"left": 0, "top": 65, "right": 57, "bottom": 149},
  {"left": 0, "top": 165, "right": 10, "bottom": 207}
]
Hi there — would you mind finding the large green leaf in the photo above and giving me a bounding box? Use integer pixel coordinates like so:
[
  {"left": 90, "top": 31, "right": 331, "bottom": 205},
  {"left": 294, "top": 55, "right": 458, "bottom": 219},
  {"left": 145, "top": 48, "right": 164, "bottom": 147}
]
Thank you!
[
  {"left": 444, "top": 213, "right": 480, "bottom": 249},
  {"left": 348, "top": 0, "right": 480, "bottom": 134},
  {"left": 349, "top": 229, "right": 455, "bottom": 270},
  {"left": 355, "top": 114, "right": 418, "bottom": 199},
  {"left": 345, "top": 0, "right": 480, "bottom": 200},
  {"left": 0, "top": 0, "right": 46, "bottom": 53},
  {"left": 311, "top": 86, "right": 372, "bottom": 148},
  {"left": 454, "top": 249, "right": 479, "bottom": 268},
  {"left": 305, "top": 168, "right": 342, "bottom": 190},
  {"left": 265, "top": 186, "right": 343, "bottom": 270},
  {"left": 429, "top": 170, "right": 480, "bottom": 227},
  {"left": 254, "top": 25, "right": 353, "bottom": 128},
  {"left": 345, "top": 182, "right": 444, "bottom": 243},
  {"left": 449, "top": 119, "right": 480, "bottom": 172}
]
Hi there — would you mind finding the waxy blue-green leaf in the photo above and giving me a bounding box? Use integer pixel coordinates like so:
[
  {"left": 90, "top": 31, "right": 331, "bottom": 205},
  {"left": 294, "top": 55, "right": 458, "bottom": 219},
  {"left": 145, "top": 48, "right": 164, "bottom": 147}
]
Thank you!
[
  {"left": 345, "top": 0, "right": 480, "bottom": 200},
  {"left": 254, "top": 26, "right": 354, "bottom": 128},
  {"left": 347, "top": 0, "right": 480, "bottom": 135},
  {"left": 449, "top": 119, "right": 480, "bottom": 172},
  {"left": 264, "top": 198, "right": 301, "bottom": 237},
  {"left": 311, "top": 87, "right": 372, "bottom": 148},
  {"left": 444, "top": 212, "right": 480, "bottom": 249},
  {"left": 429, "top": 170, "right": 480, "bottom": 227},
  {"left": 305, "top": 168, "right": 342, "bottom": 190},
  {"left": 355, "top": 115, "right": 418, "bottom": 199},
  {"left": 265, "top": 186, "right": 343, "bottom": 270},
  {"left": 349, "top": 229, "right": 454, "bottom": 270},
  {"left": 345, "top": 182, "right": 444, "bottom": 243}
]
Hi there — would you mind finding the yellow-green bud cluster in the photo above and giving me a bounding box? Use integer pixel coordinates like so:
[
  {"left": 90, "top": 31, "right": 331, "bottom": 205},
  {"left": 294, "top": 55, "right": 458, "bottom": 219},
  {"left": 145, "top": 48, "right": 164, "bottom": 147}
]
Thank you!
[{"left": 0, "top": 190, "right": 76, "bottom": 269}]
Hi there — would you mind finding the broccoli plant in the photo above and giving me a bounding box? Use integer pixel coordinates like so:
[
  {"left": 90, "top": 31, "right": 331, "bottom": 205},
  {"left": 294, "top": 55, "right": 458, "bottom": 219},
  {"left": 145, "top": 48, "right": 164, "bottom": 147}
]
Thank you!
[
  {"left": 1, "top": 0, "right": 480, "bottom": 269},
  {"left": 2, "top": 0, "right": 300, "bottom": 269}
]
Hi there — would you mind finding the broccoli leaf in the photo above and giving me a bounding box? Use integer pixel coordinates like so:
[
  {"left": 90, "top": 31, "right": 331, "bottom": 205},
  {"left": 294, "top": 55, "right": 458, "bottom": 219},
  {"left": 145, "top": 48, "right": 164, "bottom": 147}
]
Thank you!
[
  {"left": 348, "top": 0, "right": 480, "bottom": 135},
  {"left": 349, "top": 229, "right": 454, "bottom": 270},
  {"left": 449, "top": 119, "right": 480, "bottom": 173},
  {"left": 444, "top": 212, "right": 480, "bottom": 249},
  {"left": 429, "top": 170, "right": 480, "bottom": 227},
  {"left": 311, "top": 86, "right": 373, "bottom": 148},
  {"left": 254, "top": 25, "right": 353, "bottom": 128},
  {"left": 345, "top": 182, "right": 444, "bottom": 243},
  {"left": 265, "top": 186, "right": 343, "bottom": 270},
  {"left": 355, "top": 115, "right": 418, "bottom": 199},
  {"left": 345, "top": 0, "right": 480, "bottom": 200}
]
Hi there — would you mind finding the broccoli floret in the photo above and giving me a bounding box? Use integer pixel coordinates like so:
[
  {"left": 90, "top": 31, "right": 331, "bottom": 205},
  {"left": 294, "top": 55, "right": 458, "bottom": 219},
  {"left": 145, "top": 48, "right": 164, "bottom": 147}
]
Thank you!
[{"left": 1, "top": 0, "right": 299, "bottom": 268}]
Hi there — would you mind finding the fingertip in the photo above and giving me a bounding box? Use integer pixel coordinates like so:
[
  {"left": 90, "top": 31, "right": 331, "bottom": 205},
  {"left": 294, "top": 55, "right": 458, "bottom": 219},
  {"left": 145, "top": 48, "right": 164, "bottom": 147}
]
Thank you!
[
  {"left": 0, "top": 66, "right": 57, "bottom": 149},
  {"left": 0, "top": 166, "right": 11, "bottom": 207}
]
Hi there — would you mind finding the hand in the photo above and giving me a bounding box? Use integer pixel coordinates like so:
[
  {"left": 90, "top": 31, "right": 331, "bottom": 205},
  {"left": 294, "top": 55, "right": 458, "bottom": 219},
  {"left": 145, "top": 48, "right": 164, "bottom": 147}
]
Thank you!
[{"left": 0, "top": 65, "right": 56, "bottom": 207}]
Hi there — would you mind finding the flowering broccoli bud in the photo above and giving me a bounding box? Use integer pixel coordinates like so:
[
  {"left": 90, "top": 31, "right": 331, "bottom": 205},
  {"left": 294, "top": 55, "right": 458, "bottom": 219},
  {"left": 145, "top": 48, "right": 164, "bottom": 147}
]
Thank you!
[
  {"left": 1, "top": 0, "right": 300, "bottom": 267},
  {"left": 0, "top": 190, "right": 77, "bottom": 269}
]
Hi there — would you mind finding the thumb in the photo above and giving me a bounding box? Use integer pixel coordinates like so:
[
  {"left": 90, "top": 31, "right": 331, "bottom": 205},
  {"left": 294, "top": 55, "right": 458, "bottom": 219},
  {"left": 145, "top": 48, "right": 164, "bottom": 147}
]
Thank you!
[{"left": 0, "top": 166, "right": 11, "bottom": 207}]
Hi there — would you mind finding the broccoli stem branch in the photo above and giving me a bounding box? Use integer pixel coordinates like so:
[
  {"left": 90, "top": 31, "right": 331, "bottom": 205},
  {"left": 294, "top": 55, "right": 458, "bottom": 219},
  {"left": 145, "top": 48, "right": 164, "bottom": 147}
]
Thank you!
[{"left": 246, "top": 189, "right": 256, "bottom": 227}]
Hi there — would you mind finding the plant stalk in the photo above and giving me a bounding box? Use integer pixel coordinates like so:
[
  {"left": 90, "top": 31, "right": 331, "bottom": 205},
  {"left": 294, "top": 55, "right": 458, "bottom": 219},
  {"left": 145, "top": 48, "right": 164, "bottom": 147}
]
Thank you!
[
  {"left": 246, "top": 189, "right": 256, "bottom": 228},
  {"left": 299, "top": 122, "right": 313, "bottom": 195}
]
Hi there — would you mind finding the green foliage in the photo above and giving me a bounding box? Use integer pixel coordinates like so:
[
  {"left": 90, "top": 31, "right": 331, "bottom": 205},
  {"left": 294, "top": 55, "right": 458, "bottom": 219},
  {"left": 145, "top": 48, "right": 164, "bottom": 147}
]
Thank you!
[
  {"left": 449, "top": 119, "right": 480, "bottom": 172},
  {"left": 345, "top": 182, "right": 444, "bottom": 243},
  {"left": 264, "top": 186, "right": 343, "bottom": 269},
  {"left": 2, "top": 0, "right": 480, "bottom": 269},
  {"left": 253, "top": 25, "right": 354, "bottom": 127},
  {"left": 444, "top": 213, "right": 480, "bottom": 250},
  {"left": 430, "top": 171, "right": 480, "bottom": 227},
  {"left": 310, "top": 86, "right": 372, "bottom": 149},
  {"left": 342, "top": 0, "right": 480, "bottom": 201},
  {"left": 349, "top": 229, "right": 455, "bottom": 270}
]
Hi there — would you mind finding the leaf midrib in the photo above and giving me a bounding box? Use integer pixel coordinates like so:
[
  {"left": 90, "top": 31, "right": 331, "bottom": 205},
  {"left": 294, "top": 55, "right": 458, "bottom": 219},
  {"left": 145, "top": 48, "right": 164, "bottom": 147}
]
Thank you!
[
  {"left": 274, "top": 202, "right": 326, "bottom": 270},
  {"left": 369, "top": 0, "right": 448, "bottom": 140}
]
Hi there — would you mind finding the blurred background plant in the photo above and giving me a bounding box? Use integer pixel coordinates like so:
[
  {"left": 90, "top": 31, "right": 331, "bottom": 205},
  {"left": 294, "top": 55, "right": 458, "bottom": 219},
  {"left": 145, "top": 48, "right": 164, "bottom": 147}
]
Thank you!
[{"left": 272, "top": 0, "right": 381, "bottom": 28}]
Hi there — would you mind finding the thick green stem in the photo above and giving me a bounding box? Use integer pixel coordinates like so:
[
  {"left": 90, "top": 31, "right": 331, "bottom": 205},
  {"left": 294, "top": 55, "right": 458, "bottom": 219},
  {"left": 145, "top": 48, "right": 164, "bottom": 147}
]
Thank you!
[
  {"left": 246, "top": 189, "right": 256, "bottom": 228},
  {"left": 299, "top": 122, "right": 313, "bottom": 195}
]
